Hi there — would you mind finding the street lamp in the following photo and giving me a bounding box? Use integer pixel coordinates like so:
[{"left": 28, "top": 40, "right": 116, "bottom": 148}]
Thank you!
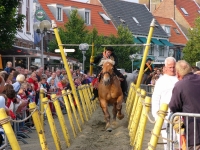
[
  {"left": 79, "top": 43, "right": 89, "bottom": 72},
  {"left": 129, "top": 53, "right": 139, "bottom": 72},
  {"left": 33, "top": 20, "right": 51, "bottom": 70}
]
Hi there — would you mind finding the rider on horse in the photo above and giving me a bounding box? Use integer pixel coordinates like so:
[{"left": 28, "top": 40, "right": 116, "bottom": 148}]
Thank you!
[{"left": 90, "top": 46, "right": 128, "bottom": 100}]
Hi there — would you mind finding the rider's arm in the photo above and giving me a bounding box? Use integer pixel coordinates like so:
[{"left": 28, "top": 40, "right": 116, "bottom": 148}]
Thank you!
[{"left": 93, "top": 53, "right": 103, "bottom": 64}]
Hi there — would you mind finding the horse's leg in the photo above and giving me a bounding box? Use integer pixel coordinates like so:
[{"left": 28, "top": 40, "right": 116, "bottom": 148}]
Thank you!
[
  {"left": 112, "top": 103, "right": 117, "bottom": 127},
  {"left": 99, "top": 99, "right": 112, "bottom": 131},
  {"left": 116, "top": 95, "right": 124, "bottom": 120}
]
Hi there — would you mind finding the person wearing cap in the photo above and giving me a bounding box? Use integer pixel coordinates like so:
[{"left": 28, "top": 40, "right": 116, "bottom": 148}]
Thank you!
[
  {"left": 142, "top": 58, "right": 154, "bottom": 84},
  {"left": 90, "top": 46, "right": 127, "bottom": 100}
]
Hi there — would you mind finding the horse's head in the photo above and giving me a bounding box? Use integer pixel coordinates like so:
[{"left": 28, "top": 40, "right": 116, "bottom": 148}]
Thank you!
[{"left": 101, "top": 59, "right": 115, "bottom": 86}]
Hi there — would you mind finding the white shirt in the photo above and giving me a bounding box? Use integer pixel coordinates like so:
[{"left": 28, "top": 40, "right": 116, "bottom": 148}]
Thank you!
[{"left": 151, "top": 74, "right": 178, "bottom": 128}]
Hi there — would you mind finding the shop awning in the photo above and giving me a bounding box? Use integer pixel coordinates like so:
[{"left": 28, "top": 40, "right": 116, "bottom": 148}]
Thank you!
[
  {"left": 151, "top": 38, "right": 164, "bottom": 46},
  {"left": 159, "top": 39, "right": 174, "bottom": 46},
  {"left": 137, "top": 37, "right": 147, "bottom": 43},
  {"left": 133, "top": 37, "right": 142, "bottom": 44}
]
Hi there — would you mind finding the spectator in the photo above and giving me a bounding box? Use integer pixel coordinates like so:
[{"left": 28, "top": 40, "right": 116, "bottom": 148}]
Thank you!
[
  {"left": 151, "top": 57, "right": 178, "bottom": 150},
  {"left": 4, "top": 61, "right": 12, "bottom": 74},
  {"left": 142, "top": 58, "right": 153, "bottom": 84},
  {"left": 12, "top": 74, "right": 25, "bottom": 93},
  {"left": 169, "top": 60, "right": 200, "bottom": 149}
]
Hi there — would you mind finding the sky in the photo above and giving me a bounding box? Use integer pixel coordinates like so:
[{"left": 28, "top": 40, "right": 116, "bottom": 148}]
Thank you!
[{"left": 72, "top": 0, "right": 138, "bottom": 3}]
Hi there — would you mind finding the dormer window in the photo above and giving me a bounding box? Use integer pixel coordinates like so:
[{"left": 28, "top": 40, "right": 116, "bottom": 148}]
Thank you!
[
  {"left": 57, "top": 7, "right": 62, "bottom": 21},
  {"left": 181, "top": 8, "right": 188, "bottom": 16},
  {"left": 162, "top": 25, "right": 171, "bottom": 36},
  {"left": 78, "top": 8, "right": 91, "bottom": 25},
  {"left": 132, "top": 17, "right": 141, "bottom": 26},
  {"left": 47, "top": 4, "right": 63, "bottom": 21}
]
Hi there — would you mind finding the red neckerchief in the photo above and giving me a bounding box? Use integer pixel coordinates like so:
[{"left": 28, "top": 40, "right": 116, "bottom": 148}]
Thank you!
[{"left": 146, "top": 63, "right": 152, "bottom": 71}]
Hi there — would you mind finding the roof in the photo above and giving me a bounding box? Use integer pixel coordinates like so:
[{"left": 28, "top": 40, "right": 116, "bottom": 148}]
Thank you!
[
  {"left": 154, "top": 16, "right": 188, "bottom": 45},
  {"left": 38, "top": 0, "right": 117, "bottom": 36},
  {"left": 99, "top": 0, "right": 168, "bottom": 38},
  {"left": 175, "top": 0, "right": 200, "bottom": 27}
]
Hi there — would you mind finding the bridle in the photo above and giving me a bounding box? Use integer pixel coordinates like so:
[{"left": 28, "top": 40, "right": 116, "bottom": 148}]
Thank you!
[{"left": 101, "top": 70, "right": 116, "bottom": 85}]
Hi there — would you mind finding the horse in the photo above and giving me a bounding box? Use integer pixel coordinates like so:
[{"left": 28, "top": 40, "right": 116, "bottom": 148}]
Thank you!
[
  {"left": 125, "top": 70, "right": 139, "bottom": 91},
  {"left": 98, "top": 59, "right": 124, "bottom": 132}
]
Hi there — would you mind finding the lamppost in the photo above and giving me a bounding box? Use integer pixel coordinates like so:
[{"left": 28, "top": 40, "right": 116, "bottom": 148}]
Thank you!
[
  {"left": 33, "top": 20, "right": 51, "bottom": 70},
  {"left": 79, "top": 43, "right": 89, "bottom": 72},
  {"left": 129, "top": 53, "right": 139, "bottom": 72}
]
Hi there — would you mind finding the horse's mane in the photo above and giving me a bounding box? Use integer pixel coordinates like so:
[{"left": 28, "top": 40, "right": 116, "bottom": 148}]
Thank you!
[{"left": 98, "top": 59, "right": 115, "bottom": 66}]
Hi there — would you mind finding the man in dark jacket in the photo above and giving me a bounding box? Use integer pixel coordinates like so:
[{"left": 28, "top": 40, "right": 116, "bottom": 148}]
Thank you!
[
  {"left": 169, "top": 60, "right": 200, "bottom": 149},
  {"left": 90, "top": 46, "right": 127, "bottom": 100},
  {"left": 142, "top": 58, "right": 153, "bottom": 84}
]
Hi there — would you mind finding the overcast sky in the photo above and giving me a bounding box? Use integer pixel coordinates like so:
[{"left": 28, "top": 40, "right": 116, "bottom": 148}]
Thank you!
[{"left": 72, "top": 0, "right": 138, "bottom": 3}]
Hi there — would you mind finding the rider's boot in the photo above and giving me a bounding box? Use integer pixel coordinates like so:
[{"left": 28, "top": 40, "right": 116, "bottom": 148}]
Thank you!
[
  {"left": 120, "top": 76, "right": 128, "bottom": 97},
  {"left": 90, "top": 88, "right": 98, "bottom": 101}
]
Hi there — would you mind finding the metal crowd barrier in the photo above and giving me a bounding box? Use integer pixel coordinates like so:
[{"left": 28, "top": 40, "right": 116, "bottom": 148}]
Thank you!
[
  {"left": 169, "top": 112, "right": 200, "bottom": 150},
  {"left": 140, "top": 84, "right": 154, "bottom": 97}
]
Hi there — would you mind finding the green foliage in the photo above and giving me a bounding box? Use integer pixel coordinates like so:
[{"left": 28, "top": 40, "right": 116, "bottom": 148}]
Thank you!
[
  {"left": 183, "top": 17, "right": 200, "bottom": 66},
  {"left": 0, "top": 0, "right": 25, "bottom": 50},
  {"left": 49, "top": 10, "right": 137, "bottom": 72}
]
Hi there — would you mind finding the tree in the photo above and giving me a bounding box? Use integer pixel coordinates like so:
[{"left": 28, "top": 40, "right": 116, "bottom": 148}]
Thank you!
[
  {"left": 182, "top": 17, "right": 200, "bottom": 66},
  {"left": 0, "top": 0, "right": 25, "bottom": 50}
]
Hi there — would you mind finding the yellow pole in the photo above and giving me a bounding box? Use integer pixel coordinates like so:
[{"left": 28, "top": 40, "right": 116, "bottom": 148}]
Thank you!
[
  {"left": 52, "top": 20, "right": 84, "bottom": 123},
  {"left": 126, "top": 83, "right": 134, "bottom": 114},
  {"left": 42, "top": 97, "right": 61, "bottom": 150},
  {"left": 78, "top": 85, "right": 89, "bottom": 121},
  {"left": 67, "top": 90, "right": 82, "bottom": 132},
  {"left": 40, "top": 89, "right": 45, "bottom": 129},
  {"left": 29, "top": 102, "right": 48, "bottom": 150},
  {"left": 51, "top": 94, "right": 70, "bottom": 147},
  {"left": 62, "top": 90, "right": 77, "bottom": 138},
  {"left": 90, "top": 42, "right": 95, "bottom": 76},
  {"left": 127, "top": 85, "right": 136, "bottom": 119},
  {"left": 82, "top": 85, "right": 92, "bottom": 116},
  {"left": 135, "top": 19, "right": 156, "bottom": 89},
  {"left": 129, "top": 89, "right": 146, "bottom": 145},
  {"left": 148, "top": 103, "right": 168, "bottom": 150},
  {"left": 86, "top": 84, "right": 95, "bottom": 112},
  {"left": 134, "top": 96, "right": 151, "bottom": 150},
  {"left": 0, "top": 108, "right": 20, "bottom": 150},
  {"left": 128, "top": 88, "right": 140, "bottom": 128}
]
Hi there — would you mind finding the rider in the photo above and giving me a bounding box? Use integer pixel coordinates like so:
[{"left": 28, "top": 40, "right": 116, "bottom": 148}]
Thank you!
[{"left": 90, "top": 46, "right": 128, "bottom": 100}]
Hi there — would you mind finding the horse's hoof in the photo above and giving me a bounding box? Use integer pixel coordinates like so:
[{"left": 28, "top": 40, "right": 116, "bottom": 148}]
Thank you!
[
  {"left": 106, "top": 127, "right": 112, "bottom": 132},
  {"left": 117, "top": 114, "right": 124, "bottom": 120}
]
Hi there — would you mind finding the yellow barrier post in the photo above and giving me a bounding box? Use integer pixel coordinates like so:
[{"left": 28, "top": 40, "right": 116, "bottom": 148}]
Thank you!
[
  {"left": 133, "top": 96, "right": 151, "bottom": 150},
  {"left": 82, "top": 85, "right": 92, "bottom": 117},
  {"left": 0, "top": 108, "right": 20, "bottom": 150},
  {"left": 126, "top": 83, "right": 134, "bottom": 114},
  {"left": 52, "top": 20, "right": 84, "bottom": 123},
  {"left": 42, "top": 97, "right": 61, "bottom": 150},
  {"left": 127, "top": 85, "right": 136, "bottom": 119},
  {"left": 51, "top": 94, "right": 70, "bottom": 147},
  {"left": 129, "top": 89, "right": 146, "bottom": 145},
  {"left": 29, "top": 102, "right": 48, "bottom": 150},
  {"left": 135, "top": 19, "right": 156, "bottom": 89},
  {"left": 40, "top": 89, "right": 45, "bottom": 129},
  {"left": 62, "top": 90, "right": 77, "bottom": 138},
  {"left": 90, "top": 42, "right": 95, "bottom": 76},
  {"left": 128, "top": 88, "right": 141, "bottom": 129},
  {"left": 67, "top": 90, "right": 82, "bottom": 132},
  {"left": 78, "top": 86, "right": 89, "bottom": 121},
  {"left": 86, "top": 84, "right": 95, "bottom": 112},
  {"left": 148, "top": 103, "right": 168, "bottom": 150}
]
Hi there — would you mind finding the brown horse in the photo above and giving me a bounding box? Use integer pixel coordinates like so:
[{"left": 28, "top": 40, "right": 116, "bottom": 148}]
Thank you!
[{"left": 98, "top": 59, "right": 124, "bottom": 132}]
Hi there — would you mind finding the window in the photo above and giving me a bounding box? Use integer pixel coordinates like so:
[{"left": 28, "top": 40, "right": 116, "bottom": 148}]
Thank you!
[
  {"left": 162, "top": 25, "right": 171, "bottom": 36},
  {"left": 174, "top": 28, "right": 180, "bottom": 34},
  {"left": 57, "top": 7, "right": 62, "bottom": 21},
  {"left": 181, "top": 8, "right": 188, "bottom": 15},
  {"left": 26, "top": 0, "right": 30, "bottom": 32},
  {"left": 18, "top": 2, "right": 22, "bottom": 14},
  {"left": 149, "top": 45, "right": 154, "bottom": 55},
  {"left": 99, "top": 13, "right": 111, "bottom": 24},
  {"left": 85, "top": 11, "right": 90, "bottom": 25},
  {"left": 198, "top": 10, "right": 200, "bottom": 14},
  {"left": 159, "top": 46, "right": 165, "bottom": 56}
]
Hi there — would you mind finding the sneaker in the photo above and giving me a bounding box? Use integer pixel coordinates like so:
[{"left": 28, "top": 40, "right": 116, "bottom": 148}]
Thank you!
[{"left": 30, "top": 126, "right": 36, "bottom": 130}]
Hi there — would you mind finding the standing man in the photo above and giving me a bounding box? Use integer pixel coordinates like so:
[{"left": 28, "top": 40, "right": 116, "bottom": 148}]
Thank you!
[
  {"left": 151, "top": 57, "right": 178, "bottom": 150},
  {"left": 90, "top": 46, "right": 127, "bottom": 100},
  {"left": 142, "top": 58, "right": 153, "bottom": 84},
  {"left": 169, "top": 60, "right": 200, "bottom": 149}
]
